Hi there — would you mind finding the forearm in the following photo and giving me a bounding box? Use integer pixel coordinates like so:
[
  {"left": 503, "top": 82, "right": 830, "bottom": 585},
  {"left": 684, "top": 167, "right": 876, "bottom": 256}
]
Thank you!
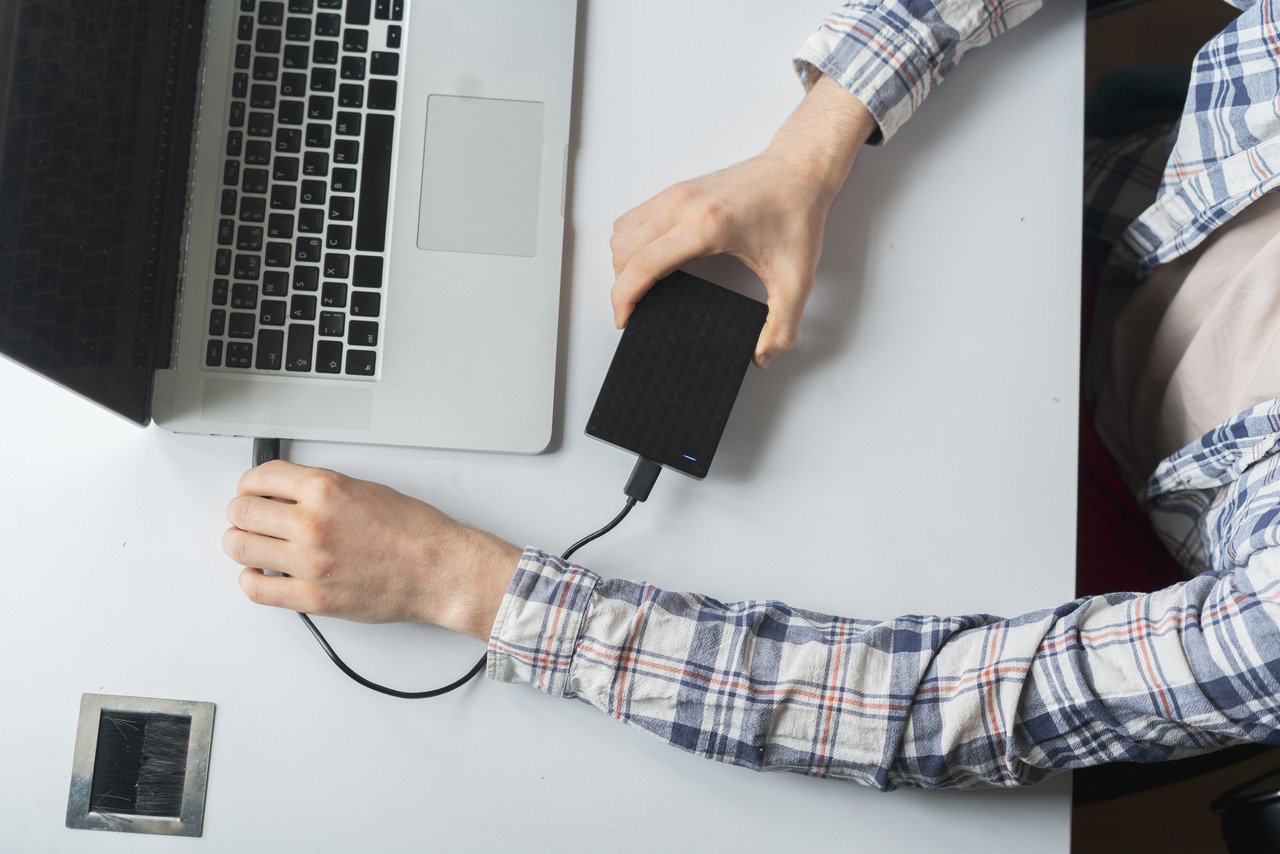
[{"left": 487, "top": 548, "right": 1280, "bottom": 790}]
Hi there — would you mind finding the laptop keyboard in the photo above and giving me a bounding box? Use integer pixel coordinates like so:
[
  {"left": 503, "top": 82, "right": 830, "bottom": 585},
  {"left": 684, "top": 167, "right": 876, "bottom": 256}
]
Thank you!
[{"left": 205, "top": 0, "right": 404, "bottom": 379}]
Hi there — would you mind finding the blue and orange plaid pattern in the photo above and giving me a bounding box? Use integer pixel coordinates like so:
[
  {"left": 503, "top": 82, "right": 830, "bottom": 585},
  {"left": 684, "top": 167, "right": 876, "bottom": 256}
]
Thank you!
[{"left": 487, "top": 1, "right": 1280, "bottom": 789}]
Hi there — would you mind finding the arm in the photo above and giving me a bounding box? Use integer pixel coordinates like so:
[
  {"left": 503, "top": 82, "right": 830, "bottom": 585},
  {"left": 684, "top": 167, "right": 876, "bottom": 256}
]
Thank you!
[
  {"left": 225, "top": 462, "right": 1280, "bottom": 790},
  {"left": 612, "top": 0, "right": 1044, "bottom": 368}
]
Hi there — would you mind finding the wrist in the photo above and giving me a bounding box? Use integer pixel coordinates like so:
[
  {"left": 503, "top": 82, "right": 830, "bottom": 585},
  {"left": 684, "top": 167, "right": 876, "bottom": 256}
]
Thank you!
[
  {"left": 767, "top": 74, "right": 876, "bottom": 200},
  {"left": 436, "top": 530, "right": 522, "bottom": 640}
]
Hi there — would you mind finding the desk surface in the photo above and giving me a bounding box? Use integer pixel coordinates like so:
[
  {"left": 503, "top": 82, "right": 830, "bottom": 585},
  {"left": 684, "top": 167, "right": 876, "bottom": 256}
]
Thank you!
[{"left": 1, "top": 2, "right": 1082, "bottom": 851}]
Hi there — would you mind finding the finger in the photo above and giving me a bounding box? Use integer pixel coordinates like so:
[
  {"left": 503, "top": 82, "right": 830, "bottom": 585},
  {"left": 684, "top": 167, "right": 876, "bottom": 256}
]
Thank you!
[
  {"left": 611, "top": 225, "right": 715, "bottom": 328},
  {"left": 753, "top": 283, "right": 810, "bottom": 369},
  {"left": 222, "top": 527, "right": 297, "bottom": 574},
  {"left": 236, "top": 459, "right": 316, "bottom": 501},
  {"left": 226, "top": 495, "right": 303, "bottom": 541},
  {"left": 239, "top": 567, "right": 313, "bottom": 612},
  {"left": 611, "top": 201, "right": 680, "bottom": 277}
]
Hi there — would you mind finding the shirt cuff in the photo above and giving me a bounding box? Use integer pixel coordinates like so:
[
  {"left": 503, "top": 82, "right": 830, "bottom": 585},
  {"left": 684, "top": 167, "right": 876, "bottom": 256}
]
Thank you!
[
  {"left": 793, "top": 7, "right": 939, "bottom": 145},
  {"left": 486, "top": 547, "right": 599, "bottom": 698}
]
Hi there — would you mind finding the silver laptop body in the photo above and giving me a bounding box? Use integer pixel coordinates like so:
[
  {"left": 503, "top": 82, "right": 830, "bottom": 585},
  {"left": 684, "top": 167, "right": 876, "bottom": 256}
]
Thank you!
[{"left": 153, "top": 0, "right": 577, "bottom": 453}]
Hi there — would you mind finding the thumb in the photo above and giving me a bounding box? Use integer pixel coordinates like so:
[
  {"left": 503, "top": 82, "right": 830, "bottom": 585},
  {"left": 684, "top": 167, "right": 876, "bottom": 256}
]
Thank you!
[{"left": 753, "top": 276, "right": 810, "bottom": 369}]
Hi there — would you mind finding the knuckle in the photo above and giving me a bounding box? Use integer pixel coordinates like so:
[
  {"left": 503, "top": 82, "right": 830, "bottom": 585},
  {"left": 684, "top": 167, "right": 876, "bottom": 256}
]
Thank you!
[
  {"left": 300, "top": 513, "right": 331, "bottom": 547},
  {"left": 698, "top": 200, "right": 731, "bottom": 230},
  {"left": 221, "top": 528, "right": 247, "bottom": 562},
  {"left": 307, "top": 468, "right": 345, "bottom": 501},
  {"left": 300, "top": 586, "right": 329, "bottom": 615},
  {"left": 240, "top": 571, "right": 269, "bottom": 604}
]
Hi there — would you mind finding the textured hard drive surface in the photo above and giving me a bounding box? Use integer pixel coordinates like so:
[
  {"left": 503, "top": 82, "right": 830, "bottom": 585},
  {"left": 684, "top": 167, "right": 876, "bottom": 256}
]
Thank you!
[{"left": 586, "top": 270, "right": 767, "bottom": 478}]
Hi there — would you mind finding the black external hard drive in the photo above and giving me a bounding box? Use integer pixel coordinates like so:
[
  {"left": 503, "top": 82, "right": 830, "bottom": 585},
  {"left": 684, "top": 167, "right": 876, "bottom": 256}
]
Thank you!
[{"left": 586, "top": 270, "right": 768, "bottom": 479}]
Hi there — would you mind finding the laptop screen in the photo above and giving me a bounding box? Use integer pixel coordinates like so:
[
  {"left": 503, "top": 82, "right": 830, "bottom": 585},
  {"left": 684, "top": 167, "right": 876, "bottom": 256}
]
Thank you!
[{"left": 0, "top": 0, "right": 204, "bottom": 424}]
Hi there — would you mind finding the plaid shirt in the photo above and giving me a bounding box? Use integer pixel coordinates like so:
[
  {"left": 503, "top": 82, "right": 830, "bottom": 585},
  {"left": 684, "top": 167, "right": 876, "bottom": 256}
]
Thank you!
[{"left": 486, "top": 1, "right": 1280, "bottom": 789}]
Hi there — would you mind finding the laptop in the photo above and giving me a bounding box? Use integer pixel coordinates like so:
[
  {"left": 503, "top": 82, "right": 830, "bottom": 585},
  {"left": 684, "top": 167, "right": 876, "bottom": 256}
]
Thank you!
[{"left": 0, "top": 0, "right": 576, "bottom": 453}]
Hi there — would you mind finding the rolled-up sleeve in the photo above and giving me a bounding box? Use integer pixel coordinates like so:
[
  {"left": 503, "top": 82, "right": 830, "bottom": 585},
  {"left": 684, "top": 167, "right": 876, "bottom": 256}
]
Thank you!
[{"left": 794, "top": 1, "right": 1044, "bottom": 143}]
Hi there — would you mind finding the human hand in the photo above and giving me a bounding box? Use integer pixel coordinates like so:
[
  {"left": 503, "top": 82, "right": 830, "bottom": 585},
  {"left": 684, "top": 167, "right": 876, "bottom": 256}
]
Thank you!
[
  {"left": 222, "top": 461, "right": 522, "bottom": 640},
  {"left": 610, "top": 74, "right": 877, "bottom": 369}
]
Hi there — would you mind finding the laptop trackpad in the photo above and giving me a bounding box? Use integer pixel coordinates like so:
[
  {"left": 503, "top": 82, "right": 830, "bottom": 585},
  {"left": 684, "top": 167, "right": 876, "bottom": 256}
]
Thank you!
[
  {"left": 201, "top": 378, "right": 373, "bottom": 430},
  {"left": 417, "top": 95, "right": 544, "bottom": 257}
]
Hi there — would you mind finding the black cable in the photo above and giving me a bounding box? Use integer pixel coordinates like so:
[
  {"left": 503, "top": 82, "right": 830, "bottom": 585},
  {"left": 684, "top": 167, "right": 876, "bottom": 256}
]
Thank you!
[{"left": 249, "top": 439, "right": 656, "bottom": 699}]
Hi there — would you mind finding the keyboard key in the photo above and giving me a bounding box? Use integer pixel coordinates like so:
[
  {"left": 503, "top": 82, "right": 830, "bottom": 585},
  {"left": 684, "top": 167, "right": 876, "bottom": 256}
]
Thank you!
[
  {"left": 242, "top": 168, "right": 269, "bottom": 194},
  {"left": 234, "top": 254, "right": 262, "bottom": 280},
  {"left": 215, "top": 249, "right": 232, "bottom": 275},
  {"left": 391, "top": 0, "right": 403, "bottom": 20},
  {"left": 300, "top": 179, "right": 326, "bottom": 206},
  {"left": 386, "top": 24, "right": 401, "bottom": 48},
  {"left": 265, "top": 241, "right": 292, "bottom": 267},
  {"left": 335, "top": 112, "right": 361, "bottom": 136},
  {"left": 263, "top": 271, "right": 289, "bottom": 296},
  {"left": 245, "top": 139, "right": 272, "bottom": 165},
  {"left": 260, "top": 299, "right": 288, "bottom": 326},
  {"left": 319, "top": 311, "right": 345, "bottom": 336},
  {"left": 232, "top": 72, "right": 249, "bottom": 99},
  {"left": 226, "top": 342, "right": 253, "bottom": 368},
  {"left": 298, "top": 208, "right": 325, "bottom": 233},
  {"left": 268, "top": 213, "right": 295, "bottom": 239},
  {"left": 334, "top": 140, "right": 358, "bottom": 165},
  {"left": 326, "top": 224, "right": 352, "bottom": 249},
  {"left": 287, "top": 324, "right": 316, "bottom": 372},
  {"left": 271, "top": 184, "right": 298, "bottom": 211},
  {"left": 307, "top": 95, "right": 334, "bottom": 119},
  {"left": 346, "top": 0, "right": 370, "bottom": 25},
  {"left": 236, "top": 43, "right": 252, "bottom": 69},
  {"left": 344, "top": 29, "right": 368, "bottom": 52},
  {"left": 273, "top": 156, "right": 300, "bottom": 181},
  {"left": 236, "top": 225, "right": 264, "bottom": 251},
  {"left": 338, "top": 84, "right": 363, "bottom": 109},
  {"left": 211, "top": 278, "right": 230, "bottom": 305},
  {"left": 290, "top": 295, "right": 317, "bottom": 321},
  {"left": 350, "top": 291, "right": 380, "bottom": 317},
  {"left": 305, "top": 123, "right": 332, "bottom": 148},
  {"left": 331, "top": 167, "right": 357, "bottom": 193},
  {"left": 230, "top": 100, "right": 247, "bottom": 128},
  {"left": 317, "top": 340, "right": 343, "bottom": 372},
  {"left": 348, "top": 320, "right": 378, "bottom": 347},
  {"left": 255, "top": 28, "right": 282, "bottom": 54},
  {"left": 321, "top": 281, "right": 347, "bottom": 308},
  {"left": 296, "top": 236, "right": 322, "bottom": 262},
  {"left": 341, "top": 56, "right": 366, "bottom": 80},
  {"left": 250, "top": 83, "right": 276, "bottom": 109},
  {"left": 345, "top": 349, "right": 376, "bottom": 376},
  {"left": 353, "top": 255, "right": 383, "bottom": 288},
  {"left": 232, "top": 282, "right": 259, "bottom": 309},
  {"left": 229, "top": 311, "right": 256, "bottom": 338},
  {"left": 257, "top": 329, "right": 285, "bottom": 369},
  {"left": 218, "top": 219, "right": 235, "bottom": 246},
  {"left": 223, "top": 159, "right": 240, "bottom": 186},
  {"left": 258, "top": 1, "right": 283, "bottom": 25},
  {"left": 248, "top": 111, "right": 274, "bottom": 137},
  {"left": 238, "top": 14, "right": 254, "bottom": 41},
  {"left": 253, "top": 56, "right": 279, "bottom": 81},
  {"left": 293, "top": 265, "right": 320, "bottom": 290},
  {"left": 275, "top": 128, "right": 302, "bottom": 153},
  {"left": 206, "top": 339, "right": 223, "bottom": 367},
  {"left": 221, "top": 189, "right": 238, "bottom": 215},
  {"left": 310, "top": 68, "right": 336, "bottom": 92},
  {"left": 313, "top": 39, "right": 339, "bottom": 64},
  {"left": 356, "top": 114, "right": 394, "bottom": 250},
  {"left": 283, "top": 45, "right": 309, "bottom": 70},
  {"left": 329, "top": 195, "right": 354, "bottom": 221},
  {"left": 288, "top": 0, "right": 313, "bottom": 12},
  {"left": 323, "top": 253, "right": 350, "bottom": 278},
  {"left": 315, "top": 13, "right": 341, "bottom": 36},
  {"left": 318, "top": 0, "right": 341, "bottom": 7},
  {"left": 240, "top": 195, "right": 267, "bottom": 222},
  {"left": 209, "top": 308, "right": 226, "bottom": 335},
  {"left": 286, "top": 16, "right": 312, "bottom": 41},
  {"left": 370, "top": 52, "right": 398, "bottom": 76},
  {"left": 367, "top": 79, "right": 396, "bottom": 110},
  {"left": 303, "top": 152, "right": 329, "bottom": 176},
  {"left": 241, "top": 0, "right": 255, "bottom": 10},
  {"left": 278, "top": 99, "right": 305, "bottom": 124}
]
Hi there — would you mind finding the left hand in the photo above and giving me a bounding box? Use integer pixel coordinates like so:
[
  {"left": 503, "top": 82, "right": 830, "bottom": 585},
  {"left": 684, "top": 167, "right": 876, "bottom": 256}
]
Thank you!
[{"left": 221, "top": 460, "right": 521, "bottom": 640}]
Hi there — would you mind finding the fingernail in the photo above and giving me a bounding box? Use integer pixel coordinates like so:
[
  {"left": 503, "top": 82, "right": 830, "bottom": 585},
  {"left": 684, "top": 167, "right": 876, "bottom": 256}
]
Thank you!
[{"left": 758, "top": 353, "right": 773, "bottom": 370}]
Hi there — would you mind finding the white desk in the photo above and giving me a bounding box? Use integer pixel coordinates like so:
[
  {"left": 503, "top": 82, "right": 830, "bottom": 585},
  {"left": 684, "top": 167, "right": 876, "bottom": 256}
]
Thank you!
[{"left": 0, "top": 2, "right": 1082, "bottom": 850}]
